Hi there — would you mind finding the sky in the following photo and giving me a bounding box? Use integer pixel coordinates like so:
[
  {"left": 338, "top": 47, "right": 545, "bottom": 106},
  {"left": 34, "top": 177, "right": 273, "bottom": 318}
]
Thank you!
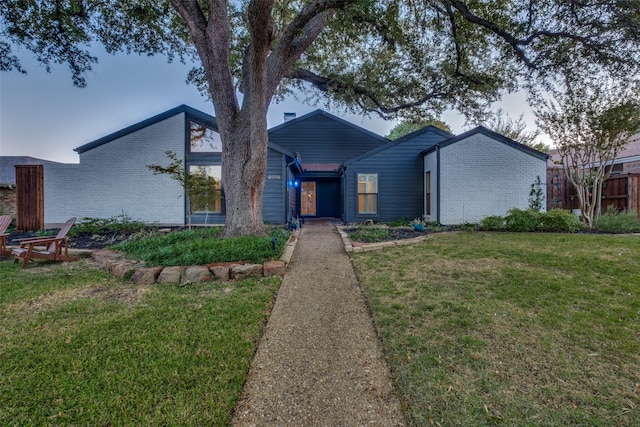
[{"left": 0, "top": 47, "right": 540, "bottom": 164}]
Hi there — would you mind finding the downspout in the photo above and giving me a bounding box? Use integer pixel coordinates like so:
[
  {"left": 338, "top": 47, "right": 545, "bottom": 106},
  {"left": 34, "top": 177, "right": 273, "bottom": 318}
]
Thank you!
[{"left": 436, "top": 145, "right": 441, "bottom": 224}]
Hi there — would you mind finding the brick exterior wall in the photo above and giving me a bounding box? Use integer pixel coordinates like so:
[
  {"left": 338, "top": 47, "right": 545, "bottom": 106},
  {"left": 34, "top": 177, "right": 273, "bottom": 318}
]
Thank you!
[
  {"left": 0, "top": 188, "right": 16, "bottom": 217},
  {"left": 437, "top": 133, "right": 547, "bottom": 224},
  {"left": 44, "top": 114, "right": 186, "bottom": 225}
]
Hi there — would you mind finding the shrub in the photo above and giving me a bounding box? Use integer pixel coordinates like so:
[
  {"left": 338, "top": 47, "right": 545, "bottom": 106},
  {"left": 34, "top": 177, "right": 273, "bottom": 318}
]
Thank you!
[
  {"left": 504, "top": 208, "right": 542, "bottom": 232},
  {"left": 596, "top": 207, "right": 640, "bottom": 233},
  {"left": 480, "top": 215, "right": 505, "bottom": 231},
  {"left": 73, "top": 215, "right": 150, "bottom": 235},
  {"left": 539, "top": 209, "right": 583, "bottom": 232}
]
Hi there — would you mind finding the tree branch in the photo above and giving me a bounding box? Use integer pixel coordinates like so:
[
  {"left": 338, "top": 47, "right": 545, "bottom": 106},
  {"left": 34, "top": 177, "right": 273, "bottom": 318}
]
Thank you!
[
  {"left": 265, "top": 0, "right": 358, "bottom": 102},
  {"left": 287, "top": 68, "right": 453, "bottom": 118}
]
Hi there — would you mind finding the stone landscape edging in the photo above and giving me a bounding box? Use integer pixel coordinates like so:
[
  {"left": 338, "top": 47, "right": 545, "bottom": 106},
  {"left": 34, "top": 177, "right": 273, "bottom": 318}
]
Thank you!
[
  {"left": 336, "top": 226, "right": 430, "bottom": 253},
  {"left": 91, "top": 228, "right": 300, "bottom": 284}
]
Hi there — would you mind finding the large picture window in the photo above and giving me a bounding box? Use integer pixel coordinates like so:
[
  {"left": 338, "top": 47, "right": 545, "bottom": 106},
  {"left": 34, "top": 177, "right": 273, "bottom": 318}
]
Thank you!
[
  {"left": 189, "top": 121, "right": 222, "bottom": 153},
  {"left": 358, "top": 173, "right": 378, "bottom": 214},
  {"left": 188, "top": 165, "right": 223, "bottom": 213}
]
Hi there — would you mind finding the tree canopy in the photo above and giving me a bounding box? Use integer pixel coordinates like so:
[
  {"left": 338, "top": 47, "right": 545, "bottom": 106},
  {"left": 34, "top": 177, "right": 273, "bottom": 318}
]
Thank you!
[
  {"left": 3, "top": 1, "right": 640, "bottom": 235},
  {"left": 386, "top": 118, "right": 452, "bottom": 140}
]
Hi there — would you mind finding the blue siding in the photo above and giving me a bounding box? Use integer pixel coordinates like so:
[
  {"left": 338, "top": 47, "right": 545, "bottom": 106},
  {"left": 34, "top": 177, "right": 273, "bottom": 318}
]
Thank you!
[
  {"left": 269, "top": 111, "right": 388, "bottom": 164},
  {"left": 263, "top": 148, "right": 287, "bottom": 223},
  {"left": 344, "top": 130, "right": 449, "bottom": 223}
]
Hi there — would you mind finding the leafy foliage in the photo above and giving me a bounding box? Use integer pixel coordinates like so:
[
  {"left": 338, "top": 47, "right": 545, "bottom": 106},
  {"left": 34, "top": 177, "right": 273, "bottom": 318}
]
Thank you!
[
  {"left": 386, "top": 119, "right": 452, "bottom": 140},
  {"left": 479, "top": 215, "right": 505, "bottom": 231},
  {"left": 528, "top": 176, "right": 545, "bottom": 211},
  {"left": 484, "top": 108, "right": 548, "bottom": 152},
  {"left": 504, "top": 208, "right": 542, "bottom": 232},
  {"left": 537, "top": 89, "right": 640, "bottom": 228},
  {"left": 539, "top": 209, "right": 583, "bottom": 232},
  {"left": 596, "top": 206, "right": 640, "bottom": 233}
]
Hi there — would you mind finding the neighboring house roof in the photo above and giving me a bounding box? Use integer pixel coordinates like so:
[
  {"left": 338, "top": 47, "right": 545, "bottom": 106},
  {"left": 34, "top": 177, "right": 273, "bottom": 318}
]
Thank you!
[
  {"left": 548, "top": 133, "right": 640, "bottom": 167},
  {"left": 344, "top": 125, "right": 453, "bottom": 166},
  {"left": 0, "top": 156, "right": 60, "bottom": 186},
  {"left": 421, "top": 126, "right": 550, "bottom": 161},
  {"left": 75, "top": 104, "right": 218, "bottom": 154}
]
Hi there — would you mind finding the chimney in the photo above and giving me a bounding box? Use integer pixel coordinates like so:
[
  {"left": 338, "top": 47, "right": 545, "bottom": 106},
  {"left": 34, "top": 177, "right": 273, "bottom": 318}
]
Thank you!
[{"left": 283, "top": 112, "right": 296, "bottom": 122}]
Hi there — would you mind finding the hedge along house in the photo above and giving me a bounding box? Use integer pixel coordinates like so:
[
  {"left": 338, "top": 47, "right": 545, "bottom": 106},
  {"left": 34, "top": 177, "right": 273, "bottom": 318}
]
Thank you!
[
  {"left": 43, "top": 105, "right": 548, "bottom": 227},
  {"left": 422, "top": 127, "right": 550, "bottom": 225}
]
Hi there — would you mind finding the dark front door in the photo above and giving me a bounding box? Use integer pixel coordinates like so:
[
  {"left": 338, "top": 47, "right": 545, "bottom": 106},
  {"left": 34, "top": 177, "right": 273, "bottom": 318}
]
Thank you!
[
  {"left": 317, "top": 180, "right": 341, "bottom": 217},
  {"left": 299, "top": 179, "right": 341, "bottom": 218}
]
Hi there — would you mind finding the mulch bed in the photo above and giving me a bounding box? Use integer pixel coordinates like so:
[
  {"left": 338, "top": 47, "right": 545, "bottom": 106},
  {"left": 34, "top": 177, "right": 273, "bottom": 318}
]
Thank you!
[{"left": 5, "top": 231, "right": 138, "bottom": 250}]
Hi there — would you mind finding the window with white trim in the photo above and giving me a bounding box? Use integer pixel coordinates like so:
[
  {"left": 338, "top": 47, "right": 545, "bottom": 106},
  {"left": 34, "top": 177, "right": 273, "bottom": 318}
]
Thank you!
[{"left": 357, "top": 173, "right": 378, "bottom": 214}]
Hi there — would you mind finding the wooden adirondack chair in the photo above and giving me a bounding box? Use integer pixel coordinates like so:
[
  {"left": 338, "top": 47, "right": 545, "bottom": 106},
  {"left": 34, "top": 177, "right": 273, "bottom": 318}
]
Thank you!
[
  {"left": 0, "top": 215, "right": 12, "bottom": 257},
  {"left": 12, "top": 217, "right": 79, "bottom": 268}
]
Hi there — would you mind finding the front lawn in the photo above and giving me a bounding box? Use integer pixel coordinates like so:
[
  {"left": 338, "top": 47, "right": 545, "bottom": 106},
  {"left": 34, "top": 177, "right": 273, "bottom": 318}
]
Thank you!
[
  {"left": 0, "top": 260, "right": 279, "bottom": 426},
  {"left": 353, "top": 232, "right": 640, "bottom": 426}
]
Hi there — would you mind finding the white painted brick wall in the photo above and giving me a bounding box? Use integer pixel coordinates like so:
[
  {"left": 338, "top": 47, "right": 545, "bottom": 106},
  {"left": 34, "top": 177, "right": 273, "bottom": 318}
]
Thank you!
[
  {"left": 439, "top": 133, "right": 547, "bottom": 224},
  {"left": 44, "top": 114, "right": 186, "bottom": 225}
]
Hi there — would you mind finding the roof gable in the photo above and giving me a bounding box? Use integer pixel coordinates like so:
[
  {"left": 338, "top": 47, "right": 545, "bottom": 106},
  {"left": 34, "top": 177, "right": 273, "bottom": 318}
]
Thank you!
[
  {"left": 345, "top": 125, "right": 453, "bottom": 165},
  {"left": 75, "top": 105, "right": 218, "bottom": 154},
  {"left": 269, "top": 109, "right": 389, "bottom": 143},
  {"left": 268, "top": 109, "right": 389, "bottom": 165},
  {"left": 421, "top": 126, "right": 550, "bottom": 161}
]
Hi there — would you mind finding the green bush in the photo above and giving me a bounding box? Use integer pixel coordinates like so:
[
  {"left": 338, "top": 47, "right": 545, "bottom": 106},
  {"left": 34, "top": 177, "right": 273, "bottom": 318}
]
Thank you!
[
  {"left": 74, "top": 215, "right": 150, "bottom": 235},
  {"left": 504, "top": 208, "right": 542, "bottom": 232},
  {"left": 480, "top": 215, "right": 505, "bottom": 231},
  {"left": 539, "top": 209, "right": 583, "bottom": 232},
  {"left": 596, "top": 207, "right": 640, "bottom": 233}
]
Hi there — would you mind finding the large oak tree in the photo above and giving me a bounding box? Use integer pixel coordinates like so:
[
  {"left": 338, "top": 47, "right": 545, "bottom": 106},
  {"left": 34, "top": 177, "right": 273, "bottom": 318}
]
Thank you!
[{"left": 2, "top": 0, "right": 640, "bottom": 236}]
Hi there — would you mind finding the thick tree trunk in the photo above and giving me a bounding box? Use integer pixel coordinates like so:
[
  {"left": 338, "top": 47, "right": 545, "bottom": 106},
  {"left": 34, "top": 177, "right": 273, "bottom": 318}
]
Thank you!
[{"left": 222, "top": 114, "right": 269, "bottom": 237}]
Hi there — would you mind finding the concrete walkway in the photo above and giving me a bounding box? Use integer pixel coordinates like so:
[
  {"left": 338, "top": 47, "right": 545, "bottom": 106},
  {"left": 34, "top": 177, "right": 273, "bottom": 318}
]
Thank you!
[{"left": 232, "top": 220, "right": 405, "bottom": 426}]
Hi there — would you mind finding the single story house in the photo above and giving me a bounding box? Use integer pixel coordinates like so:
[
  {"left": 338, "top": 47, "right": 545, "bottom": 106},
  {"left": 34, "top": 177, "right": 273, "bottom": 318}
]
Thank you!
[{"left": 42, "top": 105, "right": 548, "bottom": 226}]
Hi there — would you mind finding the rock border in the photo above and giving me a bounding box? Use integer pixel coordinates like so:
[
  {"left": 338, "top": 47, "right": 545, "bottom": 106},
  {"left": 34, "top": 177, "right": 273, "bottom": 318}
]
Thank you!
[
  {"left": 91, "top": 229, "right": 300, "bottom": 284},
  {"left": 336, "top": 226, "right": 430, "bottom": 253}
]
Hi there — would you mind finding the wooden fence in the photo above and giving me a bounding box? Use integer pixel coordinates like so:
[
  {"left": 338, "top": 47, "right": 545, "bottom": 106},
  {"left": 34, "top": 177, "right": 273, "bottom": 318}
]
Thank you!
[
  {"left": 547, "top": 168, "right": 640, "bottom": 217},
  {"left": 15, "top": 165, "right": 44, "bottom": 231}
]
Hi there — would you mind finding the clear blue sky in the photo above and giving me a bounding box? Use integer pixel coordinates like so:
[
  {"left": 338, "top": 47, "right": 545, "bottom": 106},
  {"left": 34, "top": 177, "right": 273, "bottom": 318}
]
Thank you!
[{"left": 0, "top": 47, "right": 538, "bottom": 164}]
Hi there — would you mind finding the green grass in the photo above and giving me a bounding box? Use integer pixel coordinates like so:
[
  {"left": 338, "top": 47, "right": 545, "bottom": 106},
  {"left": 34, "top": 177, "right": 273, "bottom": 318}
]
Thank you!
[
  {"left": 0, "top": 260, "right": 280, "bottom": 426},
  {"left": 113, "top": 227, "right": 291, "bottom": 266},
  {"left": 352, "top": 232, "right": 640, "bottom": 426}
]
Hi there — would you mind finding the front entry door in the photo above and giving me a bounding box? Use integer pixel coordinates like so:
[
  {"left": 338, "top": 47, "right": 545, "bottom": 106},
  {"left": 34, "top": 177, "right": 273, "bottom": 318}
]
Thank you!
[{"left": 301, "top": 181, "right": 316, "bottom": 216}]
